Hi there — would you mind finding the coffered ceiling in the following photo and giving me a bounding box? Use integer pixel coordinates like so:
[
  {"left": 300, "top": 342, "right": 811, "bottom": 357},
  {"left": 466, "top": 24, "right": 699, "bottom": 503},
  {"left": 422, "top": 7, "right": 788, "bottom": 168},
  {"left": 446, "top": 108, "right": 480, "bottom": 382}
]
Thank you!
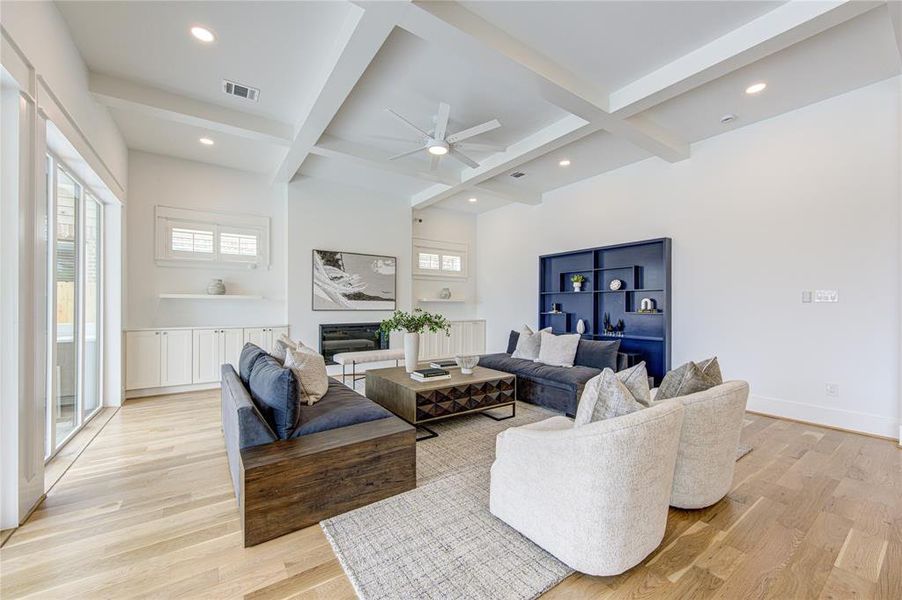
[{"left": 56, "top": 0, "right": 902, "bottom": 213}]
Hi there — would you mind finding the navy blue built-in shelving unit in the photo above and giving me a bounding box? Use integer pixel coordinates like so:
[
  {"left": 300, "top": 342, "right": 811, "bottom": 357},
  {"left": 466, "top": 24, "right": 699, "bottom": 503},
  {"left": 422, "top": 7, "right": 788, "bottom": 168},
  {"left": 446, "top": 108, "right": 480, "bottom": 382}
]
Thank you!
[{"left": 538, "top": 238, "right": 672, "bottom": 383}]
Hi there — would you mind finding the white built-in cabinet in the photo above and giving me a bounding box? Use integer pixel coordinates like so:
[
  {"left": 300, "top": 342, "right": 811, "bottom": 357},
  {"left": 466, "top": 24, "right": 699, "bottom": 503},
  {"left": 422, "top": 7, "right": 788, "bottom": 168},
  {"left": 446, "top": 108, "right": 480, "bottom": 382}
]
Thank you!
[
  {"left": 125, "top": 325, "right": 288, "bottom": 393},
  {"left": 418, "top": 320, "right": 486, "bottom": 361}
]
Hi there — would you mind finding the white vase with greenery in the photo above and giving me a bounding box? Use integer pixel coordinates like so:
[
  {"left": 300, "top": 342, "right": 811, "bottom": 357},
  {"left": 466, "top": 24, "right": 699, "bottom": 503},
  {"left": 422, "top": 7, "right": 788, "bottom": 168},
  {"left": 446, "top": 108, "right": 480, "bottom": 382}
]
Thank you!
[{"left": 380, "top": 309, "right": 451, "bottom": 373}]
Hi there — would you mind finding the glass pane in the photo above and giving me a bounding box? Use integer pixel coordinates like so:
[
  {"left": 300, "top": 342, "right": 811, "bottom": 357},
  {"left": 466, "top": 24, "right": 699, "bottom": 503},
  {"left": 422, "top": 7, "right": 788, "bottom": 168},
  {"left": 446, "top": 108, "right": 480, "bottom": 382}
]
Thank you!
[
  {"left": 220, "top": 232, "right": 257, "bottom": 256},
  {"left": 55, "top": 168, "right": 79, "bottom": 445},
  {"left": 418, "top": 252, "right": 440, "bottom": 270},
  {"left": 442, "top": 254, "right": 462, "bottom": 272},
  {"left": 171, "top": 227, "right": 213, "bottom": 253},
  {"left": 83, "top": 196, "right": 101, "bottom": 420}
]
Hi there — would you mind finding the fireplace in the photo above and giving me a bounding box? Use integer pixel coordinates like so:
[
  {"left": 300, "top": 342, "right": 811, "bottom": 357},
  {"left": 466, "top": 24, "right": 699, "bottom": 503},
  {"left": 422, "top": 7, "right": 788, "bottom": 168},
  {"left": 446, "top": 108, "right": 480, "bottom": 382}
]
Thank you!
[{"left": 319, "top": 322, "right": 388, "bottom": 365}]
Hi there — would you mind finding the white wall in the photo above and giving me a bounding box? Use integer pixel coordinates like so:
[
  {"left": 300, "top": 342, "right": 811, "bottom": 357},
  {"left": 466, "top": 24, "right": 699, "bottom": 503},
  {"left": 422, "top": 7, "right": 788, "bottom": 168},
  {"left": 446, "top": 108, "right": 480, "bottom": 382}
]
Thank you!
[
  {"left": 286, "top": 178, "right": 412, "bottom": 348},
  {"left": 126, "top": 151, "right": 287, "bottom": 328},
  {"left": 412, "top": 207, "right": 478, "bottom": 321},
  {"left": 477, "top": 76, "right": 901, "bottom": 438},
  {"left": 1, "top": 0, "right": 127, "bottom": 196}
]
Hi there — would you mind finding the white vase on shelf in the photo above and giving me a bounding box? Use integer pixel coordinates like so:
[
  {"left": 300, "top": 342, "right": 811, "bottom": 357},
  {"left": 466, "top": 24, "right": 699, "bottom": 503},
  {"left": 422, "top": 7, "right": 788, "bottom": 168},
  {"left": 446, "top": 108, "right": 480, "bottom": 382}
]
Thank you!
[
  {"left": 403, "top": 332, "right": 420, "bottom": 373},
  {"left": 576, "top": 319, "right": 586, "bottom": 334},
  {"left": 573, "top": 282, "right": 582, "bottom": 292},
  {"left": 206, "top": 279, "right": 226, "bottom": 295}
]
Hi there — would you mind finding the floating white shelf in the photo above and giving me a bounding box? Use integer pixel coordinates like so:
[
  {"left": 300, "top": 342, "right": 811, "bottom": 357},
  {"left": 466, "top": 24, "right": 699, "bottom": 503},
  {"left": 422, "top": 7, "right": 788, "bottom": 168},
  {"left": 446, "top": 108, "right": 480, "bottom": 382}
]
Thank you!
[
  {"left": 417, "top": 298, "right": 466, "bottom": 303},
  {"left": 159, "top": 293, "right": 264, "bottom": 300}
]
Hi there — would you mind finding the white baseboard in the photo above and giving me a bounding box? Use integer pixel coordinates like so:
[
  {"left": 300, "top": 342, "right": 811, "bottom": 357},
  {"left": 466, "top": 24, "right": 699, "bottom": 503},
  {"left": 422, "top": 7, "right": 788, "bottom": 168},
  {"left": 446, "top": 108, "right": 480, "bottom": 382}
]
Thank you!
[
  {"left": 125, "top": 382, "right": 220, "bottom": 399},
  {"left": 747, "top": 393, "right": 899, "bottom": 440}
]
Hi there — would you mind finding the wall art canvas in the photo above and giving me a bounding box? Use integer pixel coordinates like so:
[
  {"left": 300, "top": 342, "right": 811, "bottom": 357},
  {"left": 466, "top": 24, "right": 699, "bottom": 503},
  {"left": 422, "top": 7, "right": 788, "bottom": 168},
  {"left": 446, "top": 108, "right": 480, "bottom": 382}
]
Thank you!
[{"left": 312, "top": 250, "right": 397, "bottom": 311}]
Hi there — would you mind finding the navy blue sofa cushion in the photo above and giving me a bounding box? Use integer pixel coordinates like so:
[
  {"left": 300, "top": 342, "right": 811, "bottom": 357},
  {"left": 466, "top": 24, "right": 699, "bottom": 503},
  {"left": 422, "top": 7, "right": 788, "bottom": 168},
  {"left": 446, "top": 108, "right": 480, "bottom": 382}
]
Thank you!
[
  {"left": 247, "top": 353, "right": 299, "bottom": 439},
  {"left": 290, "top": 380, "right": 392, "bottom": 438},
  {"left": 479, "top": 353, "right": 601, "bottom": 393},
  {"left": 239, "top": 343, "right": 270, "bottom": 384},
  {"left": 503, "top": 331, "right": 619, "bottom": 370}
]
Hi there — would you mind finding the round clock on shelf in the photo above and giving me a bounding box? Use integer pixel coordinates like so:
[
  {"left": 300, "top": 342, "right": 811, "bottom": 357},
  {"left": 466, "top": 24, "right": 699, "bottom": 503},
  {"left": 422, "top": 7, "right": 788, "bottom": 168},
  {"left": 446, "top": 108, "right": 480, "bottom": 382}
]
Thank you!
[{"left": 609, "top": 279, "right": 623, "bottom": 291}]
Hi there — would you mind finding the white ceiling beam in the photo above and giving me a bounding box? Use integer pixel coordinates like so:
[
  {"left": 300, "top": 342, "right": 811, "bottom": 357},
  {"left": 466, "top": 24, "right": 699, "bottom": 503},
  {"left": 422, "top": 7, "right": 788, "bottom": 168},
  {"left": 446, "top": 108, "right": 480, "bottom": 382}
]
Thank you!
[
  {"left": 471, "top": 181, "right": 542, "bottom": 206},
  {"left": 272, "top": 1, "right": 409, "bottom": 183},
  {"left": 310, "top": 135, "right": 458, "bottom": 186},
  {"left": 609, "top": 0, "right": 881, "bottom": 115},
  {"left": 89, "top": 73, "right": 293, "bottom": 146},
  {"left": 400, "top": 1, "right": 689, "bottom": 163},
  {"left": 411, "top": 114, "right": 597, "bottom": 209},
  {"left": 888, "top": 0, "right": 902, "bottom": 62}
]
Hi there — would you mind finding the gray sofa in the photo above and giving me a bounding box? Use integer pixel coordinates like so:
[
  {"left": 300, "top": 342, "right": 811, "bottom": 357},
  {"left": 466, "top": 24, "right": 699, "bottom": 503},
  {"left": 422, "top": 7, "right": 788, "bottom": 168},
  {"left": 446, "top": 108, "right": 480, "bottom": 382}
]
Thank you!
[
  {"left": 221, "top": 344, "right": 416, "bottom": 546},
  {"left": 478, "top": 331, "right": 621, "bottom": 416}
]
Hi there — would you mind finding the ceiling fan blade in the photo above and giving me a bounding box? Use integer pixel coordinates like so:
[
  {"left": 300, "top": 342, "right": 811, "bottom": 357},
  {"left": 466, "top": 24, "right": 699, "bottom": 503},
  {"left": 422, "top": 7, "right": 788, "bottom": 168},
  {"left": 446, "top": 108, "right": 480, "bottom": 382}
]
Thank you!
[
  {"left": 454, "top": 142, "right": 507, "bottom": 152},
  {"left": 385, "top": 108, "right": 430, "bottom": 138},
  {"left": 430, "top": 155, "right": 440, "bottom": 171},
  {"left": 449, "top": 148, "right": 480, "bottom": 168},
  {"left": 446, "top": 119, "right": 500, "bottom": 143},
  {"left": 388, "top": 146, "right": 427, "bottom": 160},
  {"left": 434, "top": 102, "right": 451, "bottom": 141}
]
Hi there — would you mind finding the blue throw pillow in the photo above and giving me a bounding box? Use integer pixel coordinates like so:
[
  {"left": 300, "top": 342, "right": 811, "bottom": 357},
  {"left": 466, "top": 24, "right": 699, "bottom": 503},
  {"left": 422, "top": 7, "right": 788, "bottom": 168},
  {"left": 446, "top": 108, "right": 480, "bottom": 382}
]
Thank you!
[
  {"left": 574, "top": 339, "right": 620, "bottom": 370},
  {"left": 239, "top": 343, "right": 269, "bottom": 384},
  {"left": 248, "top": 354, "right": 299, "bottom": 439},
  {"left": 506, "top": 330, "right": 520, "bottom": 354}
]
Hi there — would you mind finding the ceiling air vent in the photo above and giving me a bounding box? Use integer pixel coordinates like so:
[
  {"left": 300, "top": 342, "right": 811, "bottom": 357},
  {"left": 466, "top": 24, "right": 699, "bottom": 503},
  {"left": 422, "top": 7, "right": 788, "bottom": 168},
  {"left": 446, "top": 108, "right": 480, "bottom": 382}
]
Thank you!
[
  {"left": 510, "top": 171, "right": 526, "bottom": 178},
  {"left": 222, "top": 79, "right": 260, "bottom": 102}
]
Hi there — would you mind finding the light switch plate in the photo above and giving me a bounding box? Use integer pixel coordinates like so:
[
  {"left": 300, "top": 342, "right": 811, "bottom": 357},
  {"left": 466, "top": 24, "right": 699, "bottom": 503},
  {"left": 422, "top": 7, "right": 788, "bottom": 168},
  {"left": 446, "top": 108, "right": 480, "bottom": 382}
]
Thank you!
[
  {"left": 814, "top": 289, "right": 838, "bottom": 303},
  {"left": 801, "top": 291, "right": 812, "bottom": 303}
]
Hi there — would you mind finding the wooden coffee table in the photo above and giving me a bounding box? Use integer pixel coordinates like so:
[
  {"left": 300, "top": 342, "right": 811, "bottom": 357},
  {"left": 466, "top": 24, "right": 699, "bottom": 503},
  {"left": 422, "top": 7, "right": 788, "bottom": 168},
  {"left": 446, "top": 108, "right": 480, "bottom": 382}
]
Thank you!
[{"left": 365, "top": 365, "right": 516, "bottom": 440}]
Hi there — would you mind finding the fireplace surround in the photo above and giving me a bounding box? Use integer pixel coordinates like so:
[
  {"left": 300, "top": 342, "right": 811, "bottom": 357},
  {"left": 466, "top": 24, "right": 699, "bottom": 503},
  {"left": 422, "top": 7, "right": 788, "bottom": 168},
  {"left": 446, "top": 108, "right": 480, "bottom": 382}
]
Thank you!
[{"left": 319, "top": 322, "right": 388, "bottom": 365}]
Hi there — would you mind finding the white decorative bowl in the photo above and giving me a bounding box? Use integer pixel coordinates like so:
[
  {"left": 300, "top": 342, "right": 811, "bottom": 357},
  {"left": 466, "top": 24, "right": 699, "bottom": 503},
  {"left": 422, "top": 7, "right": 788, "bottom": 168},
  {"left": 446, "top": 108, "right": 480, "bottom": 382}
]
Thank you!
[{"left": 455, "top": 355, "right": 479, "bottom": 375}]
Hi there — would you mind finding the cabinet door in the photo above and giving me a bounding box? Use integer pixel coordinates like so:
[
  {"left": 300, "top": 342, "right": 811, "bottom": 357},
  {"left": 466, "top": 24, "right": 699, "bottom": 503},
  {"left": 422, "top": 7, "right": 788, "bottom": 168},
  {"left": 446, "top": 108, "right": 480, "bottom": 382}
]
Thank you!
[
  {"left": 271, "top": 326, "right": 288, "bottom": 342},
  {"left": 243, "top": 327, "right": 271, "bottom": 350},
  {"left": 192, "top": 329, "right": 221, "bottom": 384},
  {"left": 160, "top": 330, "right": 193, "bottom": 386},
  {"left": 125, "top": 331, "right": 161, "bottom": 390},
  {"left": 220, "top": 328, "right": 245, "bottom": 370}
]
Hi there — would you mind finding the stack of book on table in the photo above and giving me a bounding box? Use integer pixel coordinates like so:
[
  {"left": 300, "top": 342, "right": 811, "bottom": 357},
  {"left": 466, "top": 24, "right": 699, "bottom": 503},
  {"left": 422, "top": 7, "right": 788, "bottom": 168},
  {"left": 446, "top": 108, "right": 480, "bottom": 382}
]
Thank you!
[
  {"left": 429, "top": 359, "right": 459, "bottom": 369},
  {"left": 410, "top": 367, "right": 451, "bottom": 383}
]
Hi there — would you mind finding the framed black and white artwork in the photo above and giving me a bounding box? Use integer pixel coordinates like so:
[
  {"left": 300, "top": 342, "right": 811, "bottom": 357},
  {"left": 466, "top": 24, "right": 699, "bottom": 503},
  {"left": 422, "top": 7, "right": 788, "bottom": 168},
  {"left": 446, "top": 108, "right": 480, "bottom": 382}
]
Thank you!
[{"left": 312, "top": 250, "right": 397, "bottom": 311}]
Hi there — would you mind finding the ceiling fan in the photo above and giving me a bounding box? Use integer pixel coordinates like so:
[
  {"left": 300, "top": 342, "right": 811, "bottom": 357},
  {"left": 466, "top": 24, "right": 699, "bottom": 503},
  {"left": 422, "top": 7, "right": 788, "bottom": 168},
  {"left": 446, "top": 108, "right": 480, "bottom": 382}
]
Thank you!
[{"left": 385, "top": 102, "right": 504, "bottom": 169}]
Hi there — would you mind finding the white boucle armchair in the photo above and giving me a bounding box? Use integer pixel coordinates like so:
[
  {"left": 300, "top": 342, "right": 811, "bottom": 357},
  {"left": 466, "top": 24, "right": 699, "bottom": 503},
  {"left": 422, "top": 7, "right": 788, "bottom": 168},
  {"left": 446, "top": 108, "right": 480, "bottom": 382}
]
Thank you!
[
  {"left": 667, "top": 381, "right": 749, "bottom": 509},
  {"left": 489, "top": 400, "right": 685, "bottom": 576}
]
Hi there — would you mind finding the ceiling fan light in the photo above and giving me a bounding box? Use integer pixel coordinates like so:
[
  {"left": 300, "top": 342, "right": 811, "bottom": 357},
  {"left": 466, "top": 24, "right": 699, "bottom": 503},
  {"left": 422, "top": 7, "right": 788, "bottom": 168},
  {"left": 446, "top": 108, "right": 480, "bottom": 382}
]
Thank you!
[{"left": 427, "top": 142, "right": 449, "bottom": 156}]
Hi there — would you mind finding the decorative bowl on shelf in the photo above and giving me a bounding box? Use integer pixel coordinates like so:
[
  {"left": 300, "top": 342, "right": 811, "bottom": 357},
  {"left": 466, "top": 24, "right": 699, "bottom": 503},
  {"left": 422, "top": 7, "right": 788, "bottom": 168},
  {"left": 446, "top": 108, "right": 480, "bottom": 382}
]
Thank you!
[{"left": 454, "top": 355, "right": 480, "bottom": 375}]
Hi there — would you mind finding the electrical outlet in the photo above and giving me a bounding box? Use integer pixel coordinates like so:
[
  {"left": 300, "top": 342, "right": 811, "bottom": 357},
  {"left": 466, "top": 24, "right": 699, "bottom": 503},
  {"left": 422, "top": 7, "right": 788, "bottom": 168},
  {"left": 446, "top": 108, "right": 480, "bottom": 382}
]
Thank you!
[
  {"left": 825, "top": 383, "right": 839, "bottom": 397},
  {"left": 814, "top": 289, "right": 838, "bottom": 303},
  {"left": 801, "top": 291, "right": 812, "bottom": 303}
]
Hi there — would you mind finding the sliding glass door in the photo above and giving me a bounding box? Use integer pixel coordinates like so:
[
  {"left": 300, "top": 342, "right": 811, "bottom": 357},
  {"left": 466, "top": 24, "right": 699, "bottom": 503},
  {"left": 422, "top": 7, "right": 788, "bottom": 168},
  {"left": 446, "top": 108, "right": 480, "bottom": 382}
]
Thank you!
[{"left": 46, "top": 157, "right": 103, "bottom": 458}]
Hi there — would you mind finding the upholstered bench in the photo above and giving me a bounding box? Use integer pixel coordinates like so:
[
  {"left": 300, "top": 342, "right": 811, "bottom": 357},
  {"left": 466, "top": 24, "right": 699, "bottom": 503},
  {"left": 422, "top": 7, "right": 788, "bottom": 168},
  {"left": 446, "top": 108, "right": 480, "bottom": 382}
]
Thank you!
[{"left": 333, "top": 348, "right": 404, "bottom": 389}]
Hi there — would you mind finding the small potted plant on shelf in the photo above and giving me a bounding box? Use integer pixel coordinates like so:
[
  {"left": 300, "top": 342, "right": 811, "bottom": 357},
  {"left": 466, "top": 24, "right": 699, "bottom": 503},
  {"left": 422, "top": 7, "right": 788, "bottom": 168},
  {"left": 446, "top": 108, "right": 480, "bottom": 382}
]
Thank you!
[
  {"left": 571, "top": 274, "right": 586, "bottom": 292},
  {"left": 380, "top": 309, "right": 451, "bottom": 373}
]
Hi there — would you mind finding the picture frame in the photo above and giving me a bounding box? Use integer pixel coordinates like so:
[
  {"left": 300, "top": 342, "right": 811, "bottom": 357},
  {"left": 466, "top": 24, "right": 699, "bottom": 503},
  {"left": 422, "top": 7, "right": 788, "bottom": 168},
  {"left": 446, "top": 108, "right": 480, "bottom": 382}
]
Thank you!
[{"left": 312, "top": 250, "right": 397, "bottom": 311}]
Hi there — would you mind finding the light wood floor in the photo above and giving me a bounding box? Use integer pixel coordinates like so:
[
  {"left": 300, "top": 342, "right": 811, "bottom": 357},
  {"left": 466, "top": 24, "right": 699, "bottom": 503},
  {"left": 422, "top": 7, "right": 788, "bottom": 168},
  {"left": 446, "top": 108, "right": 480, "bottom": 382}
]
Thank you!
[{"left": 0, "top": 390, "right": 899, "bottom": 599}]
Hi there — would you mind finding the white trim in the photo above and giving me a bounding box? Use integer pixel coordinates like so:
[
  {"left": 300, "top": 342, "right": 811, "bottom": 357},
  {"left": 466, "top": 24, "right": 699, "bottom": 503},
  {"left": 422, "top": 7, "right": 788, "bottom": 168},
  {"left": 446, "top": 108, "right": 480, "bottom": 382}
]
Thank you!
[
  {"left": 125, "top": 382, "right": 220, "bottom": 399},
  {"left": 747, "top": 393, "right": 900, "bottom": 439}
]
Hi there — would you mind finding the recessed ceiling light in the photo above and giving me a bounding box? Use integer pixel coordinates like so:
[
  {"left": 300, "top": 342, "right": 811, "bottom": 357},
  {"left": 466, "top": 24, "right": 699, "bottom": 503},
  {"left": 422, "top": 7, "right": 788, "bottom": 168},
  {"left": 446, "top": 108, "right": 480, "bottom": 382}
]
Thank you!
[
  {"left": 745, "top": 82, "right": 767, "bottom": 95},
  {"left": 468, "top": 197, "right": 477, "bottom": 203},
  {"left": 199, "top": 137, "right": 214, "bottom": 146},
  {"left": 559, "top": 159, "right": 571, "bottom": 167},
  {"left": 190, "top": 26, "right": 215, "bottom": 43}
]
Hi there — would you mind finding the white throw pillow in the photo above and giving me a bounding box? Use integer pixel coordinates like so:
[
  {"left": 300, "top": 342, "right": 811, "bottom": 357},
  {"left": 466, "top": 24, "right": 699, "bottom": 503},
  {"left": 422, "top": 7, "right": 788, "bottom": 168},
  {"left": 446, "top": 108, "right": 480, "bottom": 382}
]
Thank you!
[
  {"left": 284, "top": 346, "right": 329, "bottom": 406},
  {"left": 271, "top": 334, "right": 297, "bottom": 362},
  {"left": 536, "top": 331, "right": 580, "bottom": 368},
  {"left": 511, "top": 325, "right": 551, "bottom": 360},
  {"left": 617, "top": 361, "right": 652, "bottom": 406},
  {"left": 574, "top": 368, "right": 645, "bottom": 426}
]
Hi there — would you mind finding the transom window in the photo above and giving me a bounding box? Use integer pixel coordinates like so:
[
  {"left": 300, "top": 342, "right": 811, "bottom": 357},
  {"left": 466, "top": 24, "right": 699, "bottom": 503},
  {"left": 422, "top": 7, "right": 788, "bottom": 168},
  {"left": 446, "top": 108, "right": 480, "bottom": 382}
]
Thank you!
[
  {"left": 413, "top": 238, "right": 468, "bottom": 279},
  {"left": 155, "top": 206, "right": 270, "bottom": 268}
]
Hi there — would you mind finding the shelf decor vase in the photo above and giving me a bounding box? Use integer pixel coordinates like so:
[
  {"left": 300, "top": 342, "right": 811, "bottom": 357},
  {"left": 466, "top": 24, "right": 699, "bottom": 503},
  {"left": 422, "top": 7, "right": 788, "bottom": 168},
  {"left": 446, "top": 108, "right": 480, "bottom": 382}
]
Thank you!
[
  {"left": 576, "top": 319, "right": 586, "bottom": 334},
  {"left": 573, "top": 282, "right": 582, "bottom": 292},
  {"left": 439, "top": 287, "right": 452, "bottom": 300},
  {"left": 403, "top": 332, "right": 420, "bottom": 373},
  {"left": 206, "top": 279, "right": 226, "bottom": 295}
]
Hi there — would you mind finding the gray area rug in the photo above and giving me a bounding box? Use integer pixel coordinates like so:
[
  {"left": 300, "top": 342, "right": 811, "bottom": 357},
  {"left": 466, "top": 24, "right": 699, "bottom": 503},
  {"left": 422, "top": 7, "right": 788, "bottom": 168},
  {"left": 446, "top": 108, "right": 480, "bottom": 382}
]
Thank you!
[{"left": 322, "top": 402, "right": 754, "bottom": 600}]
